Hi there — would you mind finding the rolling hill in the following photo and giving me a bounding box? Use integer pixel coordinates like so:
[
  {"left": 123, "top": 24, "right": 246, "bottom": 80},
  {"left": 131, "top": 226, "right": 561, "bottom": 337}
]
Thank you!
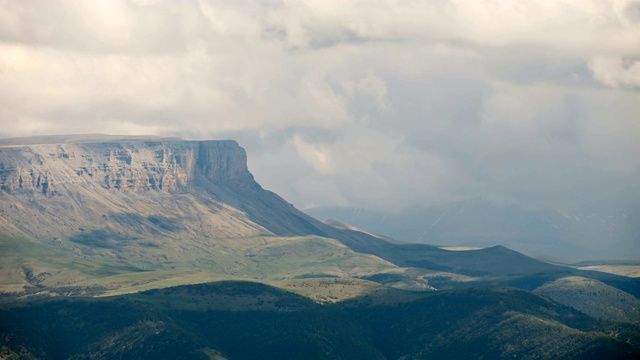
[{"left": 1, "top": 281, "right": 638, "bottom": 359}]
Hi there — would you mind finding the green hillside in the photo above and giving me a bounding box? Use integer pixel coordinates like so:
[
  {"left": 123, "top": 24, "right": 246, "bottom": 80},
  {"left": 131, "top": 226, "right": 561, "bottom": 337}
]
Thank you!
[
  {"left": 1, "top": 281, "right": 638, "bottom": 359},
  {"left": 535, "top": 276, "right": 640, "bottom": 325}
]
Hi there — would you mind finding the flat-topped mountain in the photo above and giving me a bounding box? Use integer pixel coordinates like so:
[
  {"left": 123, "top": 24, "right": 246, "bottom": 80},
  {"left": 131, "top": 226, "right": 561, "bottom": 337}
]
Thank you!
[
  {"left": 0, "top": 137, "right": 268, "bottom": 241},
  {"left": 0, "top": 138, "right": 255, "bottom": 194},
  {"left": 0, "top": 135, "right": 638, "bottom": 328},
  {"left": 0, "top": 136, "right": 334, "bottom": 243},
  {"left": 0, "top": 136, "right": 390, "bottom": 294}
]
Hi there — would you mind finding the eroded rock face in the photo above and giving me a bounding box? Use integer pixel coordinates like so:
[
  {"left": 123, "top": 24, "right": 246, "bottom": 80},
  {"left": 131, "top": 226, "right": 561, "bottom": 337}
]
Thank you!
[
  {"left": 0, "top": 137, "right": 277, "bottom": 242},
  {"left": 0, "top": 135, "right": 327, "bottom": 247},
  {"left": 0, "top": 140, "right": 257, "bottom": 196}
]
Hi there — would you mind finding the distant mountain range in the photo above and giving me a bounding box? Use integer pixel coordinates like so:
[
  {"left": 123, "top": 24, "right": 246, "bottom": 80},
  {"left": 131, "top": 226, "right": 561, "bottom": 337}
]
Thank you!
[
  {"left": 0, "top": 135, "right": 638, "bottom": 358},
  {"left": 306, "top": 199, "right": 640, "bottom": 259}
]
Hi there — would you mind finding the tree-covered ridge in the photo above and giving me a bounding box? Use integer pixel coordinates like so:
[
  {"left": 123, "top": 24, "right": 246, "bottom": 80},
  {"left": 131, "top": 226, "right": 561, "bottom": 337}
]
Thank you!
[{"left": 1, "top": 281, "right": 638, "bottom": 360}]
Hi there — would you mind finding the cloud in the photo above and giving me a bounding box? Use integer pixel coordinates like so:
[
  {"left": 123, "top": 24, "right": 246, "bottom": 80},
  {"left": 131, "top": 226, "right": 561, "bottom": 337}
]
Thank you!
[
  {"left": 589, "top": 56, "right": 640, "bottom": 88},
  {"left": 1, "top": 0, "right": 639, "bottom": 211}
]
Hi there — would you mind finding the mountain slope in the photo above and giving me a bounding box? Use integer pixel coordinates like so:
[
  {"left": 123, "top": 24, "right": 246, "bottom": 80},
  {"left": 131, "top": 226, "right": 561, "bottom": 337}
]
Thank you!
[
  {"left": 0, "top": 136, "right": 563, "bottom": 285},
  {"left": 0, "top": 138, "right": 270, "bottom": 241},
  {"left": 534, "top": 276, "right": 640, "bottom": 325},
  {"left": 1, "top": 135, "right": 640, "bottom": 358},
  {"left": 1, "top": 281, "right": 638, "bottom": 360},
  {"left": 1, "top": 135, "right": 639, "bottom": 324}
]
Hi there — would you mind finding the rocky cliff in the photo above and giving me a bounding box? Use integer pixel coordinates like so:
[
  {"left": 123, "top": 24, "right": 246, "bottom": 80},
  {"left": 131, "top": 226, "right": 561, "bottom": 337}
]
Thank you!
[
  {"left": 0, "top": 138, "right": 257, "bottom": 196},
  {"left": 0, "top": 135, "right": 392, "bottom": 293},
  {"left": 0, "top": 136, "right": 281, "bottom": 242}
]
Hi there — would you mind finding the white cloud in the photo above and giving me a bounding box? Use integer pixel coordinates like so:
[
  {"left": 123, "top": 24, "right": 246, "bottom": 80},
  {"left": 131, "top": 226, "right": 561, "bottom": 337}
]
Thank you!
[
  {"left": 589, "top": 56, "right": 640, "bottom": 88},
  {"left": 1, "top": 0, "right": 639, "bottom": 211},
  {"left": 342, "top": 73, "right": 390, "bottom": 111},
  {"left": 293, "top": 136, "right": 334, "bottom": 174}
]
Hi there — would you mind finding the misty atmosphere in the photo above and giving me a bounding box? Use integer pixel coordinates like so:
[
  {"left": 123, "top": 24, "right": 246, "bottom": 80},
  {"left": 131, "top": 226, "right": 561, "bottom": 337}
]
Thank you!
[{"left": 1, "top": 1, "right": 639, "bottom": 359}]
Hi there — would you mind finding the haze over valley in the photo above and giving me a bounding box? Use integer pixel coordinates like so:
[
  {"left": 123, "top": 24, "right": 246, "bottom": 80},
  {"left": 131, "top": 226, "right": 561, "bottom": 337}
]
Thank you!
[{"left": 306, "top": 200, "right": 640, "bottom": 260}]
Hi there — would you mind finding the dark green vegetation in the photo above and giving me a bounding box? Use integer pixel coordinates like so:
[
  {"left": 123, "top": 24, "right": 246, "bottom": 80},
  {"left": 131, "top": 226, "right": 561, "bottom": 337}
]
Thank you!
[
  {"left": 534, "top": 276, "right": 640, "bottom": 325},
  {"left": 1, "top": 281, "right": 638, "bottom": 360}
]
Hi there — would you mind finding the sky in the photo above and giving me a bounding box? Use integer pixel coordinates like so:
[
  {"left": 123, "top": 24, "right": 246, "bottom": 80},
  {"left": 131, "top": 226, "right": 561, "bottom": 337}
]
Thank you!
[{"left": 1, "top": 0, "right": 639, "bottom": 212}]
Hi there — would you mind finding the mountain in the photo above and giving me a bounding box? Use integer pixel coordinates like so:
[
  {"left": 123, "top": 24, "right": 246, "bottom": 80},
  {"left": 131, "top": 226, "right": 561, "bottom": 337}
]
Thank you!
[
  {"left": 1, "top": 135, "right": 639, "bottom": 358},
  {"left": 0, "top": 134, "right": 301, "bottom": 240},
  {"left": 0, "top": 135, "right": 638, "bottom": 294},
  {"left": 0, "top": 137, "right": 315, "bottom": 288},
  {"left": 305, "top": 199, "right": 640, "bottom": 259},
  {"left": 0, "top": 135, "right": 585, "bottom": 295}
]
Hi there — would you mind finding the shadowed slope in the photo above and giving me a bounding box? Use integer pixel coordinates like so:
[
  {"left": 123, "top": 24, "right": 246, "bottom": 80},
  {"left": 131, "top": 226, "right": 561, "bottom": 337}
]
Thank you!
[{"left": 1, "top": 281, "right": 638, "bottom": 360}]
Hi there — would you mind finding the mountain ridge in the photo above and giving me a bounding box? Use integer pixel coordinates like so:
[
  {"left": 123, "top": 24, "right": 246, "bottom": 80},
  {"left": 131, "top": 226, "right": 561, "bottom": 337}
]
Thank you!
[{"left": 1, "top": 135, "right": 639, "bottom": 327}]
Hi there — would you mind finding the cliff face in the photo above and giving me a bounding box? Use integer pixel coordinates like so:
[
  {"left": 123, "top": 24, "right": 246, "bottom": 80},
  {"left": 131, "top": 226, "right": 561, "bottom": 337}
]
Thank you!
[
  {"left": 0, "top": 135, "right": 333, "bottom": 262},
  {"left": 0, "top": 135, "right": 341, "bottom": 294},
  {"left": 0, "top": 139, "right": 257, "bottom": 196},
  {"left": 0, "top": 137, "right": 284, "bottom": 242}
]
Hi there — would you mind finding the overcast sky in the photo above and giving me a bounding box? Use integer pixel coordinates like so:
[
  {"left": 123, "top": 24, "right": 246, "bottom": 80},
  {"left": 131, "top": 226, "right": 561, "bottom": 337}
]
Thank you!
[{"left": 1, "top": 0, "right": 639, "bottom": 212}]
